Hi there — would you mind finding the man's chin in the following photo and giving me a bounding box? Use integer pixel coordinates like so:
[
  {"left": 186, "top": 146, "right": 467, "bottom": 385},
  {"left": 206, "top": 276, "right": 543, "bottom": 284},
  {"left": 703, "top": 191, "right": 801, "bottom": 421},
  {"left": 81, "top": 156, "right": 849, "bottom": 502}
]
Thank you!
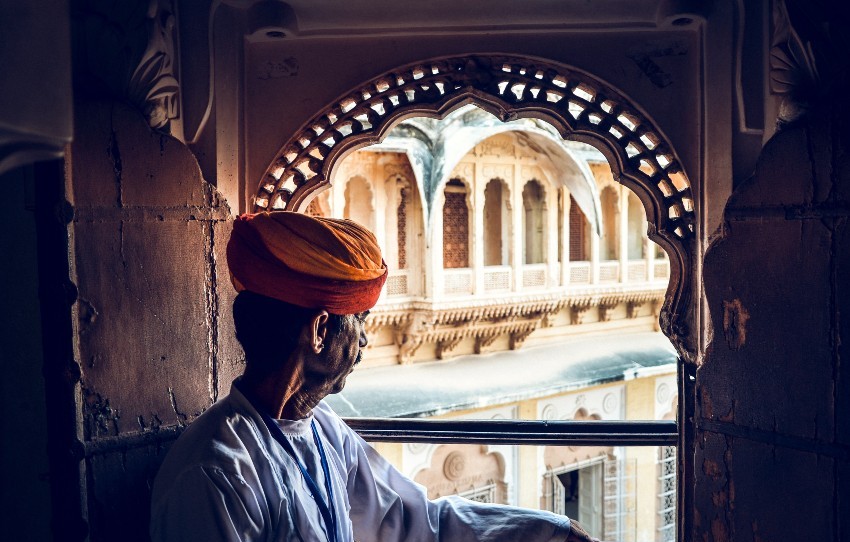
[{"left": 329, "top": 379, "right": 347, "bottom": 395}]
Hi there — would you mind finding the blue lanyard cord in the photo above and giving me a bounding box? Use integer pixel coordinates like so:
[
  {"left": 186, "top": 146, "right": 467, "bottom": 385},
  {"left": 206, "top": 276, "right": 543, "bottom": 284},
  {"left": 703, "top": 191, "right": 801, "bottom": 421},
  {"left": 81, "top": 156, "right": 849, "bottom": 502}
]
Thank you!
[{"left": 236, "top": 384, "right": 338, "bottom": 542}]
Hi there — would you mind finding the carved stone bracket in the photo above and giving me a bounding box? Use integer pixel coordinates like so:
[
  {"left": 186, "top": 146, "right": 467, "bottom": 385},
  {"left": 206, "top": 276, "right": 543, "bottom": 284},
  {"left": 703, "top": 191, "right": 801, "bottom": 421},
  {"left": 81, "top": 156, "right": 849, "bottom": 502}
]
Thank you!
[
  {"left": 598, "top": 303, "right": 617, "bottom": 322},
  {"left": 475, "top": 332, "right": 501, "bottom": 353},
  {"left": 769, "top": 0, "right": 839, "bottom": 128},
  {"left": 570, "top": 304, "right": 591, "bottom": 325},
  {"left": 75, "top": 0, "right": 181, "bottom": 134},
  {"left": 626, "top": 300, "right": 645, "bottom": 319},
  {"left": 436, "top": 336, "right": 465, "bottom": 359},
  {"left": 395, "top": 311, "right": 435, "bottom": 364},
  {"left": 509, "top": 322, "right": 539, "bottom": 350}
]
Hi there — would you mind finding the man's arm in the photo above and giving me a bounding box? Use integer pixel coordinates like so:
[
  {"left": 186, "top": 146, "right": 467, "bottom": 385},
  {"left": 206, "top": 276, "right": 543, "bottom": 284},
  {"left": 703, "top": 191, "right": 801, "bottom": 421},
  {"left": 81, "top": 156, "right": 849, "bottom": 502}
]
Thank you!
[
  {"left": 565, "top": 520, "right": 609, "bottom": 542},
  {"left": 324, "top": 412, "right": 571, "bottom": 541},
  {"left": 150, "top": 465, "right": 275, "bottom": 542}
]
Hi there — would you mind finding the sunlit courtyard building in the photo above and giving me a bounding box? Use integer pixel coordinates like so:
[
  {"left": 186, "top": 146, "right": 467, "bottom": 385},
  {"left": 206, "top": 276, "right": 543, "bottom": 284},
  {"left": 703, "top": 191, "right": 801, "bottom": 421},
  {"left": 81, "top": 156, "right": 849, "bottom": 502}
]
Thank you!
[{"left": 300, "top": 106, "right": 678, "bottom": 541}]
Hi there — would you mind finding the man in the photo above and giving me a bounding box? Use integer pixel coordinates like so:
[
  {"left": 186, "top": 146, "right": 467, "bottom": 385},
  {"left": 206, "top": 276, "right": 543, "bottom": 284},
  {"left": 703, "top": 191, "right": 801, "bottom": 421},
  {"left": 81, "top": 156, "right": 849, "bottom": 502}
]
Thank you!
[{"left": 151, "top": 211, "right": 606, "bottom": 542}]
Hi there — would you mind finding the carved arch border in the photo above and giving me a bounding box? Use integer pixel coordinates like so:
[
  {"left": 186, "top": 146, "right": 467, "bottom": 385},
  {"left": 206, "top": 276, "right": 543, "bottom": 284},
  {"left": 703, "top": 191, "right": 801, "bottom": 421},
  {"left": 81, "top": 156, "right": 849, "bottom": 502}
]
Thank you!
[{"left": 253, "top": 54, "right": 696, "bottom": 359}]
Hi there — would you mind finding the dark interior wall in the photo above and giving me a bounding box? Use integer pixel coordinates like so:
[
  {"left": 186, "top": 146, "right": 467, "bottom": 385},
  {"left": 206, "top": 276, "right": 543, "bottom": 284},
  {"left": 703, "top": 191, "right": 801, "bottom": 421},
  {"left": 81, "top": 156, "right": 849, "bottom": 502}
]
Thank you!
[
  {"left": 66, "top": 101, "right": 240, "bottom": 541},
  {"left": 698, "top": 102, "right": 850, "bottom": 541},
  {"left": 0, "top": 165, "right": 52, "bottom": 541}
]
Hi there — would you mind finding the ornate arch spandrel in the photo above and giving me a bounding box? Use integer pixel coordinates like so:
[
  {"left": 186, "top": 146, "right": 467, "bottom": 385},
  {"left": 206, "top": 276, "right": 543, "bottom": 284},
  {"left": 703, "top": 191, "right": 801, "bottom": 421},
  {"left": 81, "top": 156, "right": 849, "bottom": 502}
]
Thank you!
[{"left": 254, "top": 54, "right": 697, "bottom": 360}]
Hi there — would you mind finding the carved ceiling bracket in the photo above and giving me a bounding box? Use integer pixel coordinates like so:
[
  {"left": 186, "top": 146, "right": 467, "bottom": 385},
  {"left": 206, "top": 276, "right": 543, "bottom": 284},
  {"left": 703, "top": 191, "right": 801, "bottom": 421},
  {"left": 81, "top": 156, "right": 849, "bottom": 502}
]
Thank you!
[
  {"left": 475, "top": 332, "right": 501, "bottom": 353},
  {"left": 598, "top": 303, "right": 618, "bottom": 322},
  {"left": 626, "top": 300, "right": 645, "bottom": 319},
  {"left": 510, "top": 323, "right": 539, "bottom": 350},
  {"left": 437, "top": 336, "right": 465, "bottom": 359},
  {"left": 769, "top": 0, "right": 842, "bottom": 128},
  {"left": 570, "top": 303, "right": 592, "bottom": 325},
  {"left": 75, "top": 0, "right": 181, "bottom": 135}
]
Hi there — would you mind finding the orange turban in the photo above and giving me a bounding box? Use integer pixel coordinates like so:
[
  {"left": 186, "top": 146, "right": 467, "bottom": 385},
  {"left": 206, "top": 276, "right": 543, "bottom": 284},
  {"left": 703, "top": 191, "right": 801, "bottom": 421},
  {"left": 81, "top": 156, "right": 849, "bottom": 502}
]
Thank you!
[{"left": 226, "top": 212, "right": 387, "bottom": 314}]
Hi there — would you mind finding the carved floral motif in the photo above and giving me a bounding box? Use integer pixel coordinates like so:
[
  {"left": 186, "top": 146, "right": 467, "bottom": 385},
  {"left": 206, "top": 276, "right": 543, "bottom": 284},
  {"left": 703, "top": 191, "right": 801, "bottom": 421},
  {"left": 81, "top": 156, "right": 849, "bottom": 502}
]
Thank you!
[
  {"left": 769, "top": 0, "right": 835, "bottom": 127},
  {"left": 76, "top": 0, "right": 180, "bottom": 133}
]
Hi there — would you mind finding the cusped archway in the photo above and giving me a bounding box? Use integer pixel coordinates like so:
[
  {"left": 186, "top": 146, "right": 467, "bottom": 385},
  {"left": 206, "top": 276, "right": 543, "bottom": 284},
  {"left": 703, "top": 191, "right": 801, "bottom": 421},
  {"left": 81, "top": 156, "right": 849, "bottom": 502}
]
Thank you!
[{"left": 254, "top": 54, "right": 696, "bottom": 359}]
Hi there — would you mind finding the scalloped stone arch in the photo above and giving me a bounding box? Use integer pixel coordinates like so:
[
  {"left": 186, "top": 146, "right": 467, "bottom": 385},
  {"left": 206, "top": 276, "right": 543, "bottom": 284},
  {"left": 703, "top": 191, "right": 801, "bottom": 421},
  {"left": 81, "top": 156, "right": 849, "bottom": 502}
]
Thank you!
[{"left": 254, "top": 54, "right": 696, "bottom": 359}]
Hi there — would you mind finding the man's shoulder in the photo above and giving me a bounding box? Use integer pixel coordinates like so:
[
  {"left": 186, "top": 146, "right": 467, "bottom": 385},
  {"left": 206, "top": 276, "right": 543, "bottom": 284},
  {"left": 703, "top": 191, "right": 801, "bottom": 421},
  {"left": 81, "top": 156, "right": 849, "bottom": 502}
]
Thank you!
[
  {"left": 155, "top": 392, "right": 263, "bottom": 483},
  {"left": 312, "top": 400, "right": 359, "bottom": 451},
  {"left": 312, "top": 399, "right": 348, "bottom": 432}
]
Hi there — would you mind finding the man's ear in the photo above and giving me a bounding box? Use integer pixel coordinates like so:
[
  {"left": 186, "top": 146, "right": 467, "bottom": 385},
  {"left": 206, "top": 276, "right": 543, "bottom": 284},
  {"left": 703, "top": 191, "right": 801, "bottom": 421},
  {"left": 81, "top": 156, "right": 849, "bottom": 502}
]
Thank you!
[{"left": 310, "top": 310, "right": 330, "bottom": 354}]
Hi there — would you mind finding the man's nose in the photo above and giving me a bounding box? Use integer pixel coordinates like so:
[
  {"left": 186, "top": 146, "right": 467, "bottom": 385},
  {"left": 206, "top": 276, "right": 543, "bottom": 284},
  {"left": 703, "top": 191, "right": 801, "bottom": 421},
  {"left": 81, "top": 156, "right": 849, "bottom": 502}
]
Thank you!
[{"left": 359, "top": 328, "right": 368, "bottom": 348}]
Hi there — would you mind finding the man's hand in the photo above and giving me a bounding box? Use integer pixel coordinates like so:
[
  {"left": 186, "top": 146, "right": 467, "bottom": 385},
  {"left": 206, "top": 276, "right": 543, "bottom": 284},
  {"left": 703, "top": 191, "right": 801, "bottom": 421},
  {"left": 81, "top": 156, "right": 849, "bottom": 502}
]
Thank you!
[{"left": 565, "top": 520, "right": 610, "bottom": 542}]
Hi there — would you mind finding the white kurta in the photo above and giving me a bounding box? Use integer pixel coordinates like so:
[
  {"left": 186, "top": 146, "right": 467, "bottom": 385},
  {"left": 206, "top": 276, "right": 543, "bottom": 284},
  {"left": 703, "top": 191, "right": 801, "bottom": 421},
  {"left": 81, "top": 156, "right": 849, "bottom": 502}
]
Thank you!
[{"left": 151, "top": 384, "right": 572, "bottom": 541}]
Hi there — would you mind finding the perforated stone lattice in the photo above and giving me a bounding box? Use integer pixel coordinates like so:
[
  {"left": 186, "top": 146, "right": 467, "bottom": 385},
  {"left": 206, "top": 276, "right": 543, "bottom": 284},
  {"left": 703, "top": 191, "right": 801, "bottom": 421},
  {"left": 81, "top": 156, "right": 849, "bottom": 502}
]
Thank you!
[
  {"left": 442, "top": 190, "right": 470, "bottom": 269},
  {"left": 255, "top": 55, "right": 695, "bottom": 241}
]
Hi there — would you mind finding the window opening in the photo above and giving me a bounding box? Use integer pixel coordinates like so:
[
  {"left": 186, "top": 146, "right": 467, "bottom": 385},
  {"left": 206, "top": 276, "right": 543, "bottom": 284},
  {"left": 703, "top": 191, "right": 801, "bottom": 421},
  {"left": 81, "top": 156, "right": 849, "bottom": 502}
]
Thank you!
[
  {"left": 343, "top": 176, "right": 374, "bottom": 230},
  {"left": 599, "top": 186, "right": 619, "bottom": 262},
  {"left": 569, "top": 195, "right": 590, "bottom": 262},
  {"left": 628, "top": 192, "right": 646, "bottom": 260},
  {"left": 443, "top": 178, "right": 470, "bottom": 269},
  {"left": 257, "top": 54, "right": 697, "bottom": 542},
  {"left": 484, "top": 179, "right": 510, "bottom": 266},
  {"left": 522, "top": 180, "right": 546, "bottom": 265}
]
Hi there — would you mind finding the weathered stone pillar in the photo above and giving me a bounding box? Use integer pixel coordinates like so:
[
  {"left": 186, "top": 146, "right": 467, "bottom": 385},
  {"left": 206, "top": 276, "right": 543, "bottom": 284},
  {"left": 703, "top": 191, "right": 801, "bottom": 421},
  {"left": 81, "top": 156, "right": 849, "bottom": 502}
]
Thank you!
[{"left": 697, "top": 104, "right": 850, "bottom": 541}]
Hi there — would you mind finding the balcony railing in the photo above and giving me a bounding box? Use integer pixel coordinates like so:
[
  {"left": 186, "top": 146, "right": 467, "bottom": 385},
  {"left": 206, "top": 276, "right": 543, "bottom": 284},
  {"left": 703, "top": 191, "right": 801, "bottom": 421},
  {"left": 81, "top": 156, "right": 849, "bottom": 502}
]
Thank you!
[
  {"left": 568, "top": 261, "right": 592, "bottom": 285},
  {"left": 385, "top": 269, "right": 410, "bottom": 297},
  {"left": 382, "top": 258, "right": 670, "bottom": 305},
  {"left": 598, "top": 261, "right": 620, "bottom": 283},
  {"left": 483, "top": 266, "right": 511, "bottom": 292},
  {"left": 627, "top": 261, "right": 647, "bottom": 282},
  {"left": 443, "top": 268, "right": 474, "bottom": 295},
  {"left": 522, "top": 263, "right": 548, "bottom": 288},
  {"left": 654, "top": 259, "right": 670, "bottom": 281}
]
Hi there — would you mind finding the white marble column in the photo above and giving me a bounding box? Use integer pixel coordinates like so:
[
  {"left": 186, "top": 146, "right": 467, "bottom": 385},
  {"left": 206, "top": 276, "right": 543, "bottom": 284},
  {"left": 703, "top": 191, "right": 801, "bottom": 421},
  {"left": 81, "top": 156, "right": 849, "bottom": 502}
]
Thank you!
[
  {"left": 590, "top": 222, "right": 601, "bottom": 284},
  {"left": 511, "top": 168, "right": 523, "bottom": 292},
  {"left": 560, "top": 188, "right": 571, "bottom": 286},
  {"left": 618, "top": 186, "right": 629, "bottom": 283},
  {"left": 546, "top": 181, "right": 558, "bottom": 288},
  {"left": 472, "top": 165, "right": 485, "bottom": 295},
  {"left": 429, "top": 189, "right": 445, "bottom": 300}
]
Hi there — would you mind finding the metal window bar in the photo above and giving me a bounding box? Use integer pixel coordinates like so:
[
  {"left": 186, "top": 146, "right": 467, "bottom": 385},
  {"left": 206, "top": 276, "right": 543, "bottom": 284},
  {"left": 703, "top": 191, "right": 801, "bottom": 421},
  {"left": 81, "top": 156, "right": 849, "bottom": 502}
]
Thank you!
[
  {"left": 74, "top": 419, "right": 677, "bottom": 459},
  {"left": 343, "top": 418, "right": 677, "bottom": 446}
]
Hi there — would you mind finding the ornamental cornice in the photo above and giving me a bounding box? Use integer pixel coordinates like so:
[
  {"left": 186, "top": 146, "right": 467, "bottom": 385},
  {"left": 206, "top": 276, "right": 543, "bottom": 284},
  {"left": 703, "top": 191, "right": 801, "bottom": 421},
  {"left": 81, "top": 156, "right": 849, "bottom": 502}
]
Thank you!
[{"left": 369, "top": 285, "right": 665, "bottom": 362}]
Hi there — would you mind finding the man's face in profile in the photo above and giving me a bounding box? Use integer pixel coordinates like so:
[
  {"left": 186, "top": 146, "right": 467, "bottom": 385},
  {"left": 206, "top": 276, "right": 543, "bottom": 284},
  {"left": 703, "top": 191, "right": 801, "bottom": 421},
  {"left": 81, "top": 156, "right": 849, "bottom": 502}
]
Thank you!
[{"left": 301, "top": 311, "right": 369, "bottom": 399}]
